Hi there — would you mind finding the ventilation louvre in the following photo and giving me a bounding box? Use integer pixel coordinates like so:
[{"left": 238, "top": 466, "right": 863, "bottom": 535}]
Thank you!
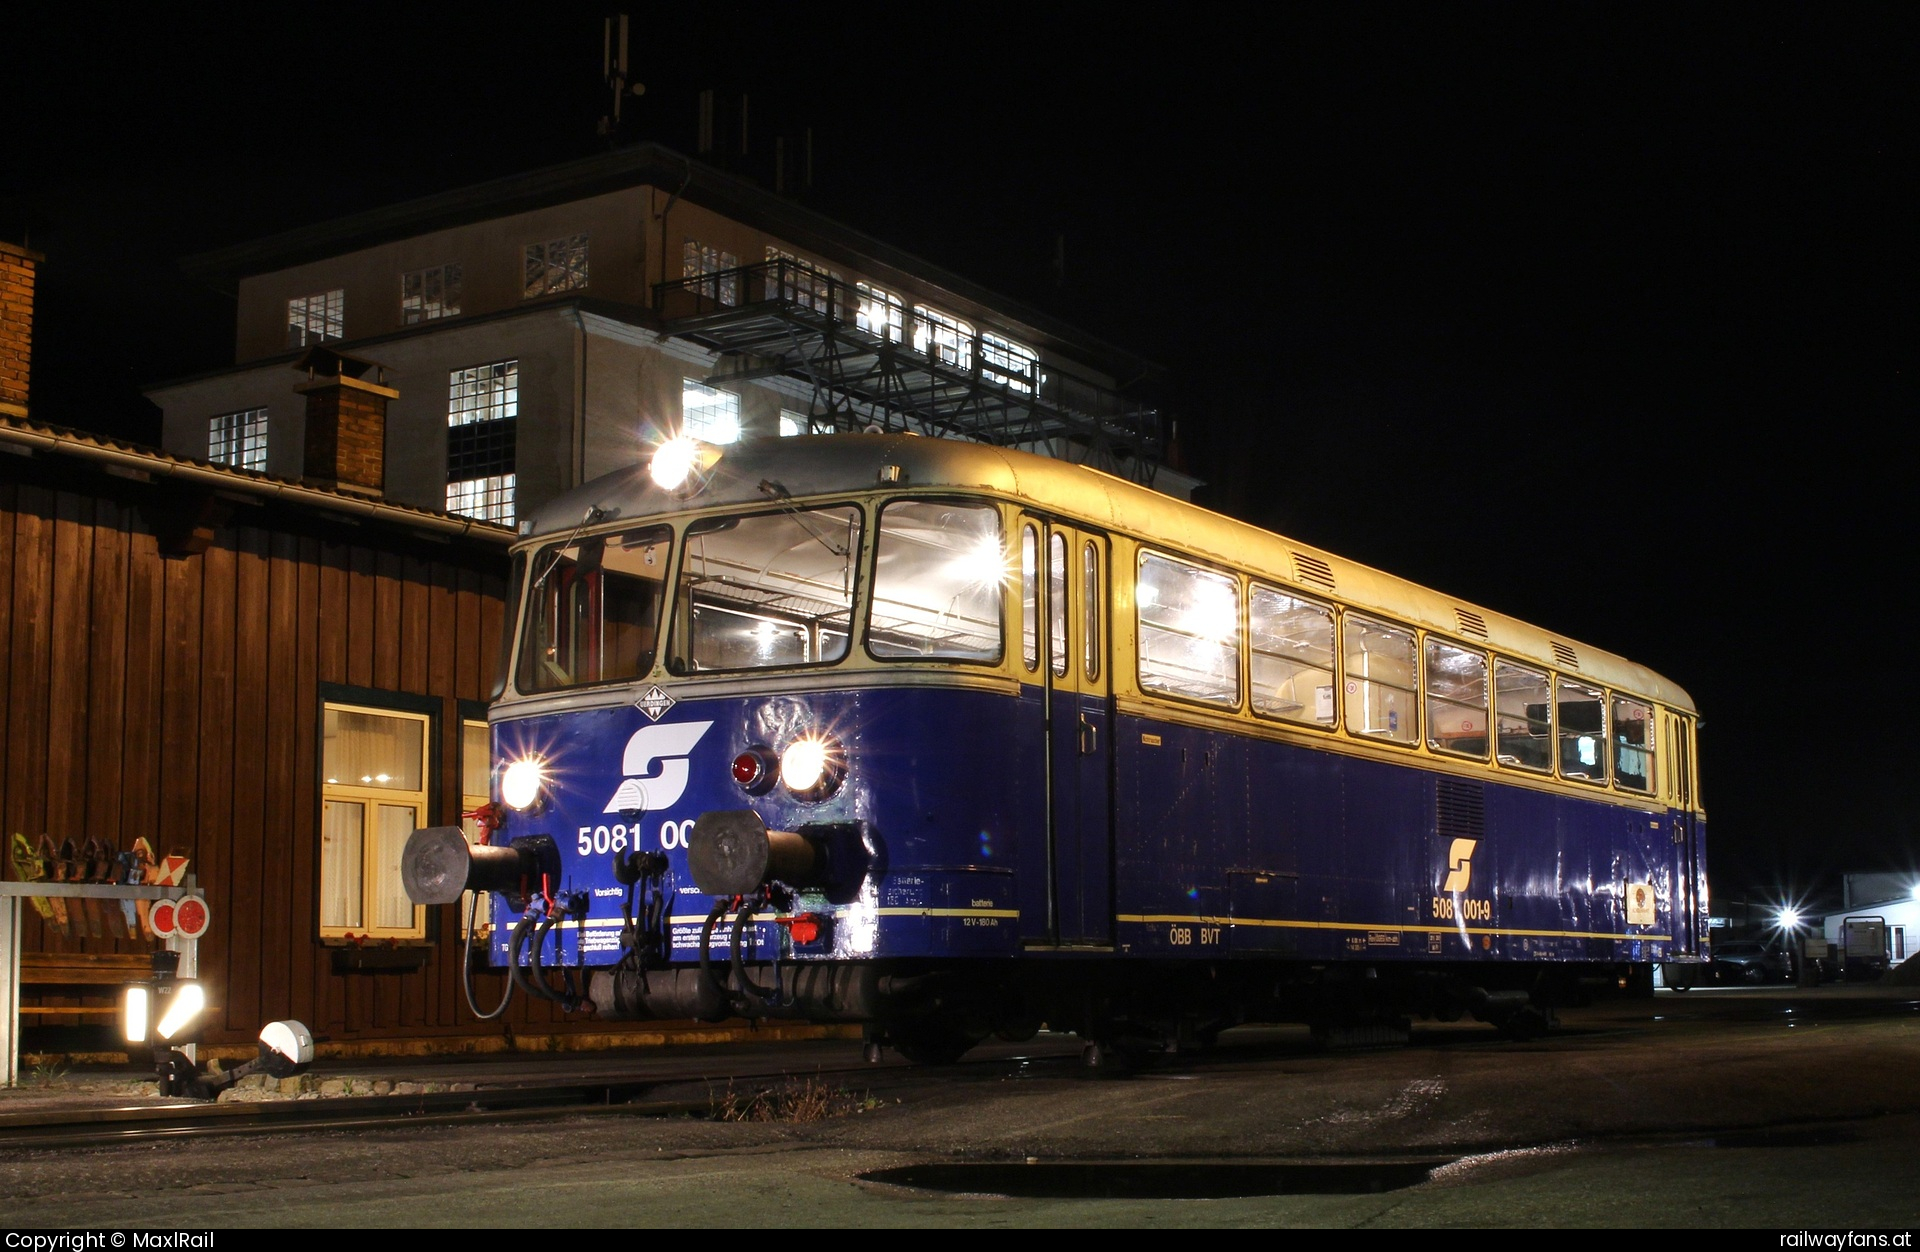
[
  {"left": 1291, "top": 552, "right": 1336, "bottom": 592},
  {"left": 1454, "top": 609, "right": 1488, "bottom": 639},
  {"left": 1436, "top": 777, "right": 1487, "bottom": 841},
  {"left": 1551, "top": 641, "right": 1579, "bottom": 669}
]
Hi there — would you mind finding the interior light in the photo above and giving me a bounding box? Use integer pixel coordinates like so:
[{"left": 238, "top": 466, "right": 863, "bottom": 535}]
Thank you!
[
  {"left": 501, "top": 758, "right": 547, "bottom": 811},
  {"left": 951, "top": 535, "right": 1009, "bottom": 591},
  {"left": 157, "top": 981, "right": 206, "bottom": 1041}
]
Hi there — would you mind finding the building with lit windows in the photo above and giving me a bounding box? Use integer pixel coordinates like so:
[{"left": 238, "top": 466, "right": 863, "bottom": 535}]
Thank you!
[{"left": 146, "top": 143, "right": 1193, "bottom": 533}]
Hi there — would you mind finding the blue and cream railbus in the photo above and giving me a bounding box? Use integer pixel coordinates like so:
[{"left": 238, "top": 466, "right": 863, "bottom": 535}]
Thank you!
[{"left": 403, "top": 433, "right": 1707, "bottom": 1063}]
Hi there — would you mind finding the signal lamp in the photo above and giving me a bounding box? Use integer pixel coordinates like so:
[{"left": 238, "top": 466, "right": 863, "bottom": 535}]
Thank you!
[{"left": 732, "top": 747, "right": 779, "bottom": 795}]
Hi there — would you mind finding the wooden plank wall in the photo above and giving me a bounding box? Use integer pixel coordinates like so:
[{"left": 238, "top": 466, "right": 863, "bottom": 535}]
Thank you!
[{"left": 0, "top": 470, "right": 589, "bottom": 1048}]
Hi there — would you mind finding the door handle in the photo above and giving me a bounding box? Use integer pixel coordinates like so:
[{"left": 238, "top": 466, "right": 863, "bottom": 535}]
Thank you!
[{"left": 1079, "top": 716, "right": 1097, "bottom": 755}]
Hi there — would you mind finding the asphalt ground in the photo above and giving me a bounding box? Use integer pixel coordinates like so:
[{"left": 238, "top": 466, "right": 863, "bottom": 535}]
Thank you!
[{"left": 2, "top": 984, "right": 1918, "bottom": 1229}]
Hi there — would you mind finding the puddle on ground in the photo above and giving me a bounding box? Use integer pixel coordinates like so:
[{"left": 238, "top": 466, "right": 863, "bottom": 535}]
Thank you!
[{"left": 861, "top": 1159, "right": 1446, "bottom": 1199}]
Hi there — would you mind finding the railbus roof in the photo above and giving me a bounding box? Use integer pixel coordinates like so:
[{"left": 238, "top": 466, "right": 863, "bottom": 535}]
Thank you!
[{"left": 524, "top": 435, "right": 1695, "bottom": 713}]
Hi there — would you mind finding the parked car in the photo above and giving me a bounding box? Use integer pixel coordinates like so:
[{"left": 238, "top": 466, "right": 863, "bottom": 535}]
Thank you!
[{"left": 1710, "top": 940, "right": 1796, "bottom": 984}]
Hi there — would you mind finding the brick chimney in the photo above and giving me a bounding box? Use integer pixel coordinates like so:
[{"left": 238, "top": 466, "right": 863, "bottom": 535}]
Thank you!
[
  {"left": 0, "top": 240, "right": 44, "bottom": 419},
  {"left": 293, "top": 345, "right": 397, "bottom": 497}
]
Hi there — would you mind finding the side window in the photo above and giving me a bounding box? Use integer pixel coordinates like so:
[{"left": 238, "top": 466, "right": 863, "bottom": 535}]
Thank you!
[
  {"left": 675, "top": 507, "right": 861, "bottom": 672},
  {"left": 1425, "top": 640, "right": 1490, "bottom": 758},
  {"left": 1136, "top": 551, "right": 1241, "bottom": 707},
  {"left": 1020, "top": 525, "right": 1039, "bottom": 672},
  {"left": 1495, "top": 659, "right": 1552, "bottom": 771},
  {"left": 1612, "top": 696, "right": 1655, "bottom": 793},
  {"left": 1344, "top": 615, "right": 1417, "bottom": 744},
  {"left": 1556, "top": 676, "right": 1608, "bottom": 784},
  {"left": 1082, "top": 541, "right": 1101, "bottom": 680},
  {"left": 1049, "top": 532, "right": 1069, "bottom": 678},
  {"left": 518, "top": 525, "right": 672, "bottom": 692},
  {"left": 320, "top": 702, "right": 429, "bottom": 940},
  {"left": 868, "top": 500, "right": 1004, "bottom": 662},
  {"left": 1249, "top": 585, "right": 1335, "bottom": 727}
]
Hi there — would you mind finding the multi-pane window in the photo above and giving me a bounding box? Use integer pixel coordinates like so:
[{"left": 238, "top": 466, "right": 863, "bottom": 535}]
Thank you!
[
  {"left": 765, "top": 247, "right": 837, "bottom": 313},
  {"left": 914, "top": 306, "right": 974, "bottom": 369},
  {"left": 208, "top": 407, "right": 269, "bottom": 472},
  {"left": 1020, "top": 524, "right": 1040, "bottom": 672},
  {"left": 1249, "top": 586, "right": 1335, "bottom": 727},
  {"left": 1344, "top": 615, "right": 1417, "bottom": 744},
  {"left": 1137, "top": 551, "right": 1241, "bottom": 707},
  {"left": 1612, "top": 696, "right": 1655, "bottom": 793},
  {"left": 683, "top": 241, "right": 738, "bottom": 306},
  {"left": 1425, "top": 640, "right": 1490, "bottom": 758},
  {"left": 402, "top": 264, "right": 463, "bottom": 323},
  {"left": 780, "top": 408, "right": 833, "bottom": 437},
  {"left": 981, "top": 332, "right": 1039, "bottom": 394},
  {"left": 286, "top": 289, "right": 344, "bottom": 348},
  {"left": 683, "top": 380, "right": 741, "bottom": 443},
  {"left": 1494, "top": 659, "right": 1552, "bottom": 771},
  {"left": 856, "top": 283, "right": 905, "bottom": 342},
  {"left": 319, "top": 703, "right": 428, "bottom": 940},
  {"left": 868, "top": 501, "right": 1004, "bottom": 662},
  {"left": 524, "top": 234, "right": 589, "bottom": 298},
  {"left": 1556, "top": 676, "right": 1608, "bottom": 783},
  {"left": 447, "top": 360, "right": 517, "bottom": 524}
]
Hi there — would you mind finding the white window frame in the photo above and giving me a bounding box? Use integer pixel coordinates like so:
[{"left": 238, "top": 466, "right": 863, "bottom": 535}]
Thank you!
[
  {"left": 286, "top": 289, "right": 344, "bottom": 348},
  {"left": 981, "top": 331, "right": 1039, "bottom": 394},
  {"left": 447, "top": 360, "right": 518, "bottom": 525},
  {"left": 856, "top": 283, "right": 905, "bottom": 343},
  {"left": 208, "top": 407, "right": 269, "bottom": 472},
  {"left": 460, "top": 718, "right": 493, "bottom": 938},
  {"left": 402, "top": 263, "right": 463, "bottom": 323},
  {"left": 319, "top": 702, "right": 430, "bottom": 941},
  {"left": 524, "top": 234, "right": 589, "bottom": 298},
  {"left": 683, "top": 240, "right": 738, "bottom": 306},
  {"left": 683, "top": 379, "right": 742, "bottom": 443},
  {"left": 914, "top": 306, "right": 974, "bottom": 370}
]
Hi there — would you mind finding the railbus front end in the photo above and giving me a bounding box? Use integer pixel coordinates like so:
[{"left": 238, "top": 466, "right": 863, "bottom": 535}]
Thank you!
[{"left": 403, "top": 433, "right": 1708, "bottom": 1064}]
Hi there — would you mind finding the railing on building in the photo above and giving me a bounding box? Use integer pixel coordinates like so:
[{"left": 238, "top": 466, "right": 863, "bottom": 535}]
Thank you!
[{"left": 654, "top": 259, "right": 1166, "bottom": 485}]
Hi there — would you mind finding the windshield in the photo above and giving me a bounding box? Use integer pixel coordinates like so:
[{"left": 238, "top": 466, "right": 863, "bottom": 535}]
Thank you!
[
  {"left": 517, "top": 525, "right": 671, "bottom": 692},
  {"left": 672, "top": 505, "right": 862, "bottom": 672}
]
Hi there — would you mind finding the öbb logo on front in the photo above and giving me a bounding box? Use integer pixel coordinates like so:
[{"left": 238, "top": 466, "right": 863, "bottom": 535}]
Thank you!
[{"left": 575, "top": 720, "right": 713, "bottom": 858}]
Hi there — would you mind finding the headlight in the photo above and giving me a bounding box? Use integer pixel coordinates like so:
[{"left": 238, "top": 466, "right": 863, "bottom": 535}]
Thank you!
[
  {"left": 780, "top": 735, "right": 846, "bottom": 802},
  {"left": 649, "top": 436, "right": 721, "bottom": 491},
  {"left": 501, "top": 758, "right": 547, "bottom": 811}
]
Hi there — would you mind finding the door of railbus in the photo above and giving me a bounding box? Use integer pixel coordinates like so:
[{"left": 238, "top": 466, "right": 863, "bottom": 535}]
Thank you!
[
  {"left": 1667, "top": 711, "right": 1703, "bottom": 956},
  {"left": 1025, "top": 516, "right": 1115, "bottom": 947}
]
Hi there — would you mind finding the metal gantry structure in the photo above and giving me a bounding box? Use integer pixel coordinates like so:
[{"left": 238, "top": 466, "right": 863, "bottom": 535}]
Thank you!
[{"left": 654, "top": 260, "right": 1166, "bottom": 485}]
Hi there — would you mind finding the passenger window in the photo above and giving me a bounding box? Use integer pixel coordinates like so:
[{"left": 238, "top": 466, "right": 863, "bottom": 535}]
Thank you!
[
  {"left": 1556, "top": 676, "right": 1608, "bottom": 784},
  {"left": 1020, "top": 524, "right": 1039, "bottom": 672},
  {"left": 1137, "top": 551, "right": 1241, "bottom": 707},
  {"left": 1494, "top": 659, "right": 1551, "bottom": 771},
  {"left": 1344, "top": 615, "right": 1417, "bottom": 744},
  {"left": 1425, "top": 640, "right": 1489, "bottom": 758},
  {"left": 1048, "top": 532, "right": 1068, "bottom": 678},
  {"left": 1082, "top": 541, "right": 1100, "bottom": 680},
  {"left": 1249, "top": 585, "right": 1335, "bottom": 727},
  {"left": 1612, "top": 696, "right": 1655, "bottom": 793},
  {"left": 868, "top": 500, "right": 1004, "bottom": 662}
]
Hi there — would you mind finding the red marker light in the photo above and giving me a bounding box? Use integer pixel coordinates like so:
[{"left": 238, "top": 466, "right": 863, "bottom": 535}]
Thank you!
[{"left": 731, "top": 747, "right": 778, "bottom": 795}]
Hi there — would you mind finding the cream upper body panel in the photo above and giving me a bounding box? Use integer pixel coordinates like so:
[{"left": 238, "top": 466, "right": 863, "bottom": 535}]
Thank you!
[{"left": 520, "top": 434, "right": 1696, "bottom": 715}]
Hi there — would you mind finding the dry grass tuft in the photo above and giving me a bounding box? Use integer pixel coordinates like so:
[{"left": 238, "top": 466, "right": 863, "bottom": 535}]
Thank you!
[{"left": 711, "top": 1076, "right": 883, "bottom": 1122}]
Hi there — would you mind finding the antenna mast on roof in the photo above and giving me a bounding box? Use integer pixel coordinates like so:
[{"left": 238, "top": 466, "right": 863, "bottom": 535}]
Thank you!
[{"left": 598, "top": 14, "right": 645, "bottom": 143}]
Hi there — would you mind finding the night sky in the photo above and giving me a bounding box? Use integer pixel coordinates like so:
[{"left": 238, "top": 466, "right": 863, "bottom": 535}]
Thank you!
[{"left": 5, "top": 6, "right": 1910, "bottom": 910}]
